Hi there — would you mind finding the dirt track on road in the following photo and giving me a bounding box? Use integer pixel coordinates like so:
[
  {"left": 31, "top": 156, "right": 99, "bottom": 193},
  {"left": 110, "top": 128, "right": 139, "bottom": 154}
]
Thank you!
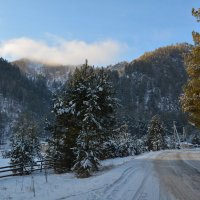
[{"left": 154, "top": 150, "right": 200, "bottom": 200}]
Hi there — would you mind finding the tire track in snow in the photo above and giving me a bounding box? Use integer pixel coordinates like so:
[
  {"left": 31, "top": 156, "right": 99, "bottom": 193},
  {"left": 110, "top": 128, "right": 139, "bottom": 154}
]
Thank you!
[
  {"left": 131, "top": 167, "right": 150, "bottom": 200},
  {"left": 103, "top": 166, "right": 139, "bottom": 200},
  {"left": 101, "top": 159, "right": 155, "bottom": 200}
]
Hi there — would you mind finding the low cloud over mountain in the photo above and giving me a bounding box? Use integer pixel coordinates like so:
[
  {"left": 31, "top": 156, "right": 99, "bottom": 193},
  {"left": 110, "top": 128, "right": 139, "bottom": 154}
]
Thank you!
[{"left": 0, "top": 37, "right": 124, "bottom": 66}]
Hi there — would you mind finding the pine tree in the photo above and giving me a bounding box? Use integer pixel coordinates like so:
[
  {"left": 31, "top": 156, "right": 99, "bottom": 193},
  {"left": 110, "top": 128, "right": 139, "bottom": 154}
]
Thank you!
[
  {"left": 147, "top": 115, "right": 166, "bottom": 151},
  {"left": 181, "top": 8, "right": 200, "bottom": 128},
  {"left": 48, "top": 61, "right": 118, "bottom": 177},
  {"left": 106, "top": 123, "right": 146, "bottom": 157},
  {"left": 168, "top": 135, "right": 176, "bottom": 149},
  {"left": 133, "top": 138, "right": 145, "bottom": 155},
  {"left": 73, "top": 65, "right": 118, "bottom": 177},
  {"left": 114, "top": 124, "right": 134, "bottom": 157},
  {"left": 191, "top": 134, "right": 200, "bottom": 145},
  {"left": 10, "top": 112, "right": 41, "bottom": 174},
  {"left": 46, "top": 93, "right": 79, "bottom": 172}
]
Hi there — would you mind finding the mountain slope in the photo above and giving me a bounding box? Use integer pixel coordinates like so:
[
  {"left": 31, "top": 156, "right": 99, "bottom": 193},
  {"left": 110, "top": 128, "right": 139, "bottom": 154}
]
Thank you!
[
  {"left": 109, "top": 44, "right": 191, "bottom": 134},
  {"left": 12, "top": 59, "right": 75, "bottom": 92},
  {"left": 0, "top": 58, "right": 51, "bottom": 142}
]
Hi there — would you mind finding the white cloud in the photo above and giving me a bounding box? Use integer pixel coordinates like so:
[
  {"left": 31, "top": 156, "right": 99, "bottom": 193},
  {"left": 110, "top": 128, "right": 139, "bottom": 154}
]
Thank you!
[{"left": 0, "top": 37, "right": 124, "bottom": 66}]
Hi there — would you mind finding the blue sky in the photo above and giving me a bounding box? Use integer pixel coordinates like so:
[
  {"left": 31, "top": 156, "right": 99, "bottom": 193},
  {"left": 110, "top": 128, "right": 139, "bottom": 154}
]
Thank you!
[{"left": 0, "top": 0, "right": 199, "bottom": 66}]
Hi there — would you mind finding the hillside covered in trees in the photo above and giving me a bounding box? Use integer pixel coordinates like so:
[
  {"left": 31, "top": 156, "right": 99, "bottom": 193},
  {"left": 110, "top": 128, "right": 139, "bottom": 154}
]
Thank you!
[
  {"left": 0, "top": 44, "right": 196, "bottom": 144},
  {"left": 0, "top": 58, "right": 51, "bottom": 142},
  {"left": 109, "top": 44, "right": 192, "bottom": 136}
]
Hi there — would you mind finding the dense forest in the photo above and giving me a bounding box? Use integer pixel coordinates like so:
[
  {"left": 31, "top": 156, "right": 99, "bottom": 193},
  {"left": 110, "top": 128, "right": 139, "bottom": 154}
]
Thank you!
[{"left": 0, "top": 44, "right": 198, "bottom": 144}]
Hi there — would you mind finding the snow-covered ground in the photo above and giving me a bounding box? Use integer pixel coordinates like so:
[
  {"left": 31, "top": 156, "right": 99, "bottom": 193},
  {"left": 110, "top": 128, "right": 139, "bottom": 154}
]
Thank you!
[{"left": 0, "top": 149, "right": 200, "bottom": 200}]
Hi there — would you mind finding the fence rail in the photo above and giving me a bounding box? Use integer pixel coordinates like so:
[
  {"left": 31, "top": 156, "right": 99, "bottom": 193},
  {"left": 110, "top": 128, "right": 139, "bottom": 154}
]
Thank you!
[{"left": 0, "top": 160, "right": 52, "bottom": 179}]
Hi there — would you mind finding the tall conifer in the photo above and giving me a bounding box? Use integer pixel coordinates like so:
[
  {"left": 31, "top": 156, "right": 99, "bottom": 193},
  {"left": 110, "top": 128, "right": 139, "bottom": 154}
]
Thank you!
[{"left": 181, "top": 8, "right": 200, "bottom": 128}]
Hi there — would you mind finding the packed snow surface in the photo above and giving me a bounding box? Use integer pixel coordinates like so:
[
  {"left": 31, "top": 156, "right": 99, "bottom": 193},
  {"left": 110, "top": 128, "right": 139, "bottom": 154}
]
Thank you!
[{"left": 0, "top": 149, "right": 200, "bottom": 200}]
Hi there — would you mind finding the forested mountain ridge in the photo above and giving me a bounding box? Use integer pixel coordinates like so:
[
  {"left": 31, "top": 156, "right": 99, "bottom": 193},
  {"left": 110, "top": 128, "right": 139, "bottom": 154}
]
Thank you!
[{"left": 109, "top": 44, "right": 191, "bottom": 135}]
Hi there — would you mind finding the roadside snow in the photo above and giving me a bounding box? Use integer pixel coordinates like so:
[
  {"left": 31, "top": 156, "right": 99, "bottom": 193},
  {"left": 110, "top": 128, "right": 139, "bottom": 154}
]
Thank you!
[
  {"left": 0, "top": 157, "right": 9, "bottom": 166},
  {"left": 1, "top": 150, "right": 199, "bottom": 200},
  {"left": 0, "top": 155, "right": 136, "bottom": 200},
  {"left": 0, "top": 152, "right": 163, "bottom": 200},
  {"left": 0, "top": 157, "right": 11, "bottom": 177},
  {"left": 101, "top": 155, "right": 134, "bottom": 167}
]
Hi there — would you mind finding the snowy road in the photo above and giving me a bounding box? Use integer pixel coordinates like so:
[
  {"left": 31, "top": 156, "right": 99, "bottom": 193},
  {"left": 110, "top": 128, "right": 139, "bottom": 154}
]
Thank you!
[
  {"left": 94, "top": 154, "right": 164, "bottom": 200},
  {"left": 78, "top": 150, "right": 200, "bottom": 200},
  {"left": 1, "top": 150, "right": 200, "bottom": 200},
  {"left": 154, "top": 150, "right": 200, "bottom": 200}
]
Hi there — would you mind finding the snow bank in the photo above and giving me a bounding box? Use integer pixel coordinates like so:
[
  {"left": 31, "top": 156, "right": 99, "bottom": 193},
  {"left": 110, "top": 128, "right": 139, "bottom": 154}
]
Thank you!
[
  {"left": 101, "top": 156, "right": 134, "bottom": 167},
  {"left": 0, "top": 155, "right": 136, "bottom": 200}
]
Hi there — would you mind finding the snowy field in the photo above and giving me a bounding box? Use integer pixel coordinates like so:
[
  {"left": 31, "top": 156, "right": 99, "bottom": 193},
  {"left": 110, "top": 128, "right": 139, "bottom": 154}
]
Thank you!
[{"left": 0, "top": 149, "right": 200, "bottom": 200}]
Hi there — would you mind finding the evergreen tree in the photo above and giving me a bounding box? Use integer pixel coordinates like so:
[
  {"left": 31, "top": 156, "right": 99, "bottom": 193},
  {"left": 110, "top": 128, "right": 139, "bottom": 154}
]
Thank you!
[
  {"left": 114, "top": 124, "right": 134, "bottom": 157},
  {"left": 48, "top": 61, "right": 118, "bottom": 177},
  {"left": 181, "top": 8, "right": 200, "bottom": 129},
  {"left": 10, "top": 112, "right": 41, "bottom": 174},
  {"left": 191, "top": 134, "right": 200, "bottom": 145},
  {"left": 133, "top": 138, "right": 145, "bottom": 155},
  {"left": 46, "top": 94, "right": 79, "bottom": 172},
  {"left": 167, "top": 135, "right": 176, "bottom": 149},
  {"left": 147, "top": 115, "right": 166, "bottom": 151},
  {"left": 102, "top": 137, "right": 118, "bottom": 159},
  {"left": 192, "top": 8, "right": 200, "bottom": 22}
]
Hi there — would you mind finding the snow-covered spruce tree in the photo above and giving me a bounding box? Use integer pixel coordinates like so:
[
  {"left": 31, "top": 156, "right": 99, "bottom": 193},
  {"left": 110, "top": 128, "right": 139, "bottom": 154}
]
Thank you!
[
  {"left": 72, "top": 64, "right": 118, "bottom": 177},
  {"left": 10, "top": 112, "right": 41, "bottom": 174},
  {"left": 167, "top": 135, "right": 176, "bottom": 149},
  {"left": 102, "top": 138, "right": 118, "bottom": 159},
  {"left": 146, "top": 115, "right": 166, "bottom": 151},
  {"left": 104, "top": 123, "right": 146, "bottom": 157},
  {"left": 133, "top": 138, "right": 145, "bottom": 155},
  {"left": 48, "top": 61, "right": 118, "bottom": 176},
  {"left": 114, "top": 124, "right": 134, "bottom": 157},
  {"left": 192, "top": 134, "right": 200, "bottom": 145},
  {"left": 46, "top": 93, "right": 80, "bottom": 173},
  {"left": 117, "top": 123, "right": 146, "bottom": 156}
]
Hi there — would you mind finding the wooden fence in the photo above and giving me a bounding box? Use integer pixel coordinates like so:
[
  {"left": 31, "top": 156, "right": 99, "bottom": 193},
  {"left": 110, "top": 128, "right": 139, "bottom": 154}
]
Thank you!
[{"left": 0, "top": 160, "right": 52, "bottom": 179}]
